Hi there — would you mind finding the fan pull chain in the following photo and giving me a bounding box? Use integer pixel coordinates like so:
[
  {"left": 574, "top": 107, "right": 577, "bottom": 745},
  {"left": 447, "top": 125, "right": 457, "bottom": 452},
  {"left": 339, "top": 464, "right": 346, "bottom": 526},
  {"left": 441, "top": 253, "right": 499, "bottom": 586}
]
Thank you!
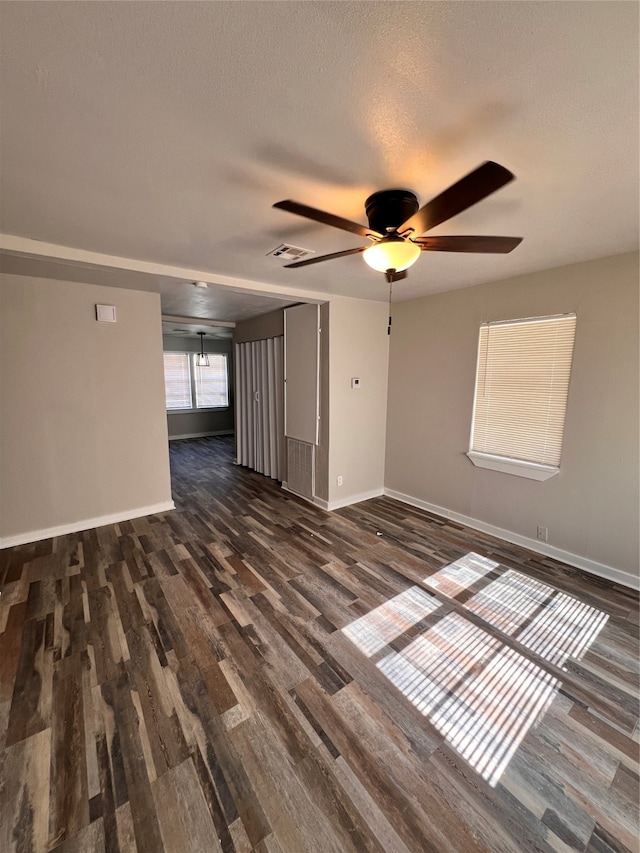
[{"left": 387, "top": 277, "right": 393, "bottom": 336}]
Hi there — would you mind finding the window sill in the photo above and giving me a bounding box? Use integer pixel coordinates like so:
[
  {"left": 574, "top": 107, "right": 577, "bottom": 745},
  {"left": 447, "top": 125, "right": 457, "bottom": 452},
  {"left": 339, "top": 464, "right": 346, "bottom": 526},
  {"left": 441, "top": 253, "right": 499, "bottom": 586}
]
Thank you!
[
  {"left": 466, "top": 451, "right": 559, "bottom": 481},
  {"left": 167, "top": 407, "right": 229, "bottom": 414}
]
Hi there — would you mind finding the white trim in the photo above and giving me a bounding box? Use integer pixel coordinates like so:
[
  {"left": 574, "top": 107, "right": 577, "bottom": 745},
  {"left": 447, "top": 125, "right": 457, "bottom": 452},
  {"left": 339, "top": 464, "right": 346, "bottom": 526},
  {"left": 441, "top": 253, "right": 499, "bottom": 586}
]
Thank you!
[
  {"left": 169, "top": 430, "right": 234, "bottom": 441},
  {"left": 466, "top": 451, "right": 559, "bottom": 481},
  {"left": 0, "top": 234, "right": 330, "bottom": 304},
  {"left": 384, "top": 488, "right": 639, "bottom": 592},
  {"left": 311, "top": 488, "right": 385, "bottom": 512},
  {"left": 0, "top": 501, "right": 176, "bottom": 549},
  {"left": 281, "top": 484, "right": 384, "bottom": 511},
  {"left": 324, "top": 488, "right": 385, "bottom": 511},
  {"left": 162, "top": 314, "right": 236, "bottom": 329}
]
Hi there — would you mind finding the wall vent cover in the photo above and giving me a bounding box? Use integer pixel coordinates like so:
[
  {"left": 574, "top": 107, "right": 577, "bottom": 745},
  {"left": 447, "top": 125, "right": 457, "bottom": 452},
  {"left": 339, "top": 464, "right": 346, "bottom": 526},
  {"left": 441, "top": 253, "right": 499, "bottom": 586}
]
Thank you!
[
  {"left": 267, "top": 244, "right": 314, "bottom": 261},
  {"left": 286, "top": 438, "right": 314, "bottom": 500}
]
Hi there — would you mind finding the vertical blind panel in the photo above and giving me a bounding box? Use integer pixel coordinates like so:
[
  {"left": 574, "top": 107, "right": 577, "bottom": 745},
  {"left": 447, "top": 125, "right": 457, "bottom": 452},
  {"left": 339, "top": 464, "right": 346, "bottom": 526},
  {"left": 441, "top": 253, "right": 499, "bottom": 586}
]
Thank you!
[
  {"left": 194, "top": 354, "right": 229, "bottom": 408},
  {"left": 471, "top": 315, "right": 576, "bottom": 466},
  {"left": 163, "top": 353, "right": 192, "bottom": 409}
]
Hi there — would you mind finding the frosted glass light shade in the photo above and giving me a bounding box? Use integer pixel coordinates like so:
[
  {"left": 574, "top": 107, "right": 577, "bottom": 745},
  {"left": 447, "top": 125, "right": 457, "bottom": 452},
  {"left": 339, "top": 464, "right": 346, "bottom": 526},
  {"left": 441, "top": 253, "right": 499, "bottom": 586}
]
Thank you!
[{"left": 363, "top": 239, "right": 421, "bottom": 273}]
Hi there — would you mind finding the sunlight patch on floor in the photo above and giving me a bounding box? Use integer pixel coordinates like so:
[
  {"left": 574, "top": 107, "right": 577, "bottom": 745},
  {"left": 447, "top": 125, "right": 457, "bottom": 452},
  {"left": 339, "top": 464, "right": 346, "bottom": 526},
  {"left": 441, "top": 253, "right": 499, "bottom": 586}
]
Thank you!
[
  {"left": 377, "top": 613, "right": 560, "bottom": 786},
  {"left": 343, "top": 553, "right": 610, "bottom": 786},
  {"left": 465, "top": 569, "right": 609, "bottom": 667},
  {"left": 341, "top": 586, "right": 440, "bottom": 657},
  {"left": 423, "top": 552, "right": 499, "bottom": 598}
]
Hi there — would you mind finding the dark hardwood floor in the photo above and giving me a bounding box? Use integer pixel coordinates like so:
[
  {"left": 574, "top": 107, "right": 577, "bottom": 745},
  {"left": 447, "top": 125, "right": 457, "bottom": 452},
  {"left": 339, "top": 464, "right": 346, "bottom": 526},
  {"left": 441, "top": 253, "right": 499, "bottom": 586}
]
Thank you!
[{"left": 1, "top": 436, "right": 638, "bottom": 853}]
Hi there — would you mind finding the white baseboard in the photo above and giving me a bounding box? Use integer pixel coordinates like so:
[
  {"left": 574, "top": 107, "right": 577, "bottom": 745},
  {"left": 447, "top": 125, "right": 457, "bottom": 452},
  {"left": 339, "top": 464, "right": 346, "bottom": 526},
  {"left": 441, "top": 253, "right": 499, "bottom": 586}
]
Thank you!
[
  {"left": 384, "top": 488, "right": 639, "bottom": 592},
  {"left": 169, "top": 430, "right": 234, "bottom": 441},
  {"left": 311, "top": 488, "right": 385, "bottom": 512},
  {"left": 0, "top": 501, "right": 176, "bottom": 549},
  {"left": 281, "top": 484, "right": 384, "bottom": 512}
]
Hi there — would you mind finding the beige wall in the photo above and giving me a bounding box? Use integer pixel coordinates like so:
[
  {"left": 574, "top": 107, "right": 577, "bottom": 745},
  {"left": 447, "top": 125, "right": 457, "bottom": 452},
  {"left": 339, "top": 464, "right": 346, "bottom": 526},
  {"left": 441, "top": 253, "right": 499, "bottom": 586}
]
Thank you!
[
  {"left": 0, "top": 274, "right": 173, "bottom": 542},
  {"left": 233, "top": 308, "right": 284, "bottom": 344},
  {"left": 328, "top": 297, "right": 389, "bottom": 505},
  {"left": 385, "top": 252, "right": 639, "bottom": 577}
]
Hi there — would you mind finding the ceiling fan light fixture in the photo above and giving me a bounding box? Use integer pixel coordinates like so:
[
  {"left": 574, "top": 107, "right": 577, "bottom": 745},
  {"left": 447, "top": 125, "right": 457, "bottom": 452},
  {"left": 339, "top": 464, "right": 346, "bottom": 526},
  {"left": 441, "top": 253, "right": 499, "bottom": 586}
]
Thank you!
[{"left": 363, "top": 238, "right": 421, "bottom": 273}]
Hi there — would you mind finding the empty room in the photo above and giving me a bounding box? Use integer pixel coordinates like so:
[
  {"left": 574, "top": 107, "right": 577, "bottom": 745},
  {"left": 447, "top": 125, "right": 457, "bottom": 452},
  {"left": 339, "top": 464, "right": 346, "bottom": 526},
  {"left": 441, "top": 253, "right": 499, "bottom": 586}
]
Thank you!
[{"left": 0, "top": 2, "right": 638, "bottom": 852}]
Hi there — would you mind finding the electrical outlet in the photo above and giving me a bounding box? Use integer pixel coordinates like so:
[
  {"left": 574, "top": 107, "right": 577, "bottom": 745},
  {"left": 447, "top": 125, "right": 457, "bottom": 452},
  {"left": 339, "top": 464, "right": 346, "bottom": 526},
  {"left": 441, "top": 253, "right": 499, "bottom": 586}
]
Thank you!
[
  {"left": 337, "top": 475, "right": 343, "bottom": 487},
  {"left": 537, "top": 526, "right": 548, "bottom": 542}
]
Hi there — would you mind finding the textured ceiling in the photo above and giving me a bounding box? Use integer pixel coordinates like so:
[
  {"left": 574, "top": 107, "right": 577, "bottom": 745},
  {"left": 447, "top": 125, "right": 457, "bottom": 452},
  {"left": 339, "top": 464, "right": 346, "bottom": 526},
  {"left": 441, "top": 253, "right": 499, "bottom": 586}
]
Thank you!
[{"left": 0, "top": 1, "right": 638, "bottom": 319}]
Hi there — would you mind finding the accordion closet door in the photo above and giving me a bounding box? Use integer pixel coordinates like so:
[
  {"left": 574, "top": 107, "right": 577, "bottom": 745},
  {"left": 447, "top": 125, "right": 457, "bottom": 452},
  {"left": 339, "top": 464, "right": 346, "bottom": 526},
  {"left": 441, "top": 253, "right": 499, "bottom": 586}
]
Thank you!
[{"left": 234, "top": 336, "right": 284, "bottom": 481}]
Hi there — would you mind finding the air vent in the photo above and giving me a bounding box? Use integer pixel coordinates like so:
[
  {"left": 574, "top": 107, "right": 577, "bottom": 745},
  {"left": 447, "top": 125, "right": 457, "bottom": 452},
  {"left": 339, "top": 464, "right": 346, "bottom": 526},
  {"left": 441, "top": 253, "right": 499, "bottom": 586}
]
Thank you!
[
  {"left": 286, "top": 439, "right": 314, "bottom": 499},
  {"left": 267, "top": 244, "right": 314, "bottom": 261}
]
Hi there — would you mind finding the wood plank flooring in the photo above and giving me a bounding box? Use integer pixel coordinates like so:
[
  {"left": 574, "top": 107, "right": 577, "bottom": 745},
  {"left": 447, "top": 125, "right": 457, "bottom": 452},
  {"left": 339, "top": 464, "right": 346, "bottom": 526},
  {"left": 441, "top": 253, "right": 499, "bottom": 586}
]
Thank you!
[{"left": 1, "top": 435, "right": 638, "bottom": 853}]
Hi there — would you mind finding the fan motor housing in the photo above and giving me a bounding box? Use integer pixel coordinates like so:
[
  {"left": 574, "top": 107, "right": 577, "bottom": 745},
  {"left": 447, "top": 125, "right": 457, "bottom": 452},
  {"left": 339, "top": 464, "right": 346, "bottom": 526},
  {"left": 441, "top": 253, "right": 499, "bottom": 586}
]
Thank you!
[{"left": 365, "top": 189, "right": 419, "bottom": 234}]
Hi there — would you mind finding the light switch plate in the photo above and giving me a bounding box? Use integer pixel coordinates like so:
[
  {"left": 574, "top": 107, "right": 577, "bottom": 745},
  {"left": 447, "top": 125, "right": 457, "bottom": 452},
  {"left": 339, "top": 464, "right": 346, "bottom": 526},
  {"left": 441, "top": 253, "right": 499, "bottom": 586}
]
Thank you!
[
  {"left": 96, "top": 304, "right": 116, "bottom": 322},
  {"left": 351, "top": 377, "right": 361, "bottom": 389}
]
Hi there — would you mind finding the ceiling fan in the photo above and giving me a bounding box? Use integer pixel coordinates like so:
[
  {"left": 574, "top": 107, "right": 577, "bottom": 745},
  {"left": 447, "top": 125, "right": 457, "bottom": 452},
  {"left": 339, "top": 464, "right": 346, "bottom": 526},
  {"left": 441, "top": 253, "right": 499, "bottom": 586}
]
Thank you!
[{"left": 273, "top": 161, "right": 522, "bottom": 283}]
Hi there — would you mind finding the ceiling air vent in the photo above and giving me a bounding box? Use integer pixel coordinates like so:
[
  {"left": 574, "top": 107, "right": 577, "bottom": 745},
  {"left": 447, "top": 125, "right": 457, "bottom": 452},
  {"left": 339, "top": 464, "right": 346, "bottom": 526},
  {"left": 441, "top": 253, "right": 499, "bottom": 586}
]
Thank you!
[{"left": 267, "top": 244, "right": 314, "bottom": 261}]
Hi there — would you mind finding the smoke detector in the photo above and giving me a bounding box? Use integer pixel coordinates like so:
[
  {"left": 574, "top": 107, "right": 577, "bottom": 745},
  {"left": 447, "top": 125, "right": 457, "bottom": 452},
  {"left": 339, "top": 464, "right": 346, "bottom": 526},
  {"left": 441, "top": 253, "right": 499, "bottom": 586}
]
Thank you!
[
  {"left": 267, "top": 244, "right": 314, "bottom": 261},
  {"left": 194, "top": 281, "right": 208, "bottom": 288}
]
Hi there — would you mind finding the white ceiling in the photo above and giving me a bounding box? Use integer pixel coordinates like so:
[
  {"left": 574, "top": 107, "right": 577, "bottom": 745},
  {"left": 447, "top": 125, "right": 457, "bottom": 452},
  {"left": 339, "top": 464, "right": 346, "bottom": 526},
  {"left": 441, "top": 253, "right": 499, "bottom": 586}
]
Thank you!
[{"left": 0, "top": 1, "right": 638, "bottom": 320}]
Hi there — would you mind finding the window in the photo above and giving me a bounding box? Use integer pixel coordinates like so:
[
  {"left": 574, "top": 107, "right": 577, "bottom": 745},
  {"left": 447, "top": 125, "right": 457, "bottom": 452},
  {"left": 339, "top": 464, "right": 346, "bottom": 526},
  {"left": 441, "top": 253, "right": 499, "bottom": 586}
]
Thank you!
[
  {"left": 163, "top": 352, "right": 229, "bottom": 411},
  {"left": 193, "top": 356, "right": 229, "bottom": 408},
  {"left": 164, "top": 353, "right": 192, "bottom": 410},
  {"left": 468, "top": 314, "right": 576, "bottom": 481}
]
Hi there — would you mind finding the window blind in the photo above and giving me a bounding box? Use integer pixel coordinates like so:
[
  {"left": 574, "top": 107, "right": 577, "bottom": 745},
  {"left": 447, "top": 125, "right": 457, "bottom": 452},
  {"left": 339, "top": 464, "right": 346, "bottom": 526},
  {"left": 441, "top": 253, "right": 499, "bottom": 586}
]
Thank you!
[
  {"left": 163, "top": 353, "right": 192, "bottom": 409},
  {"left": 470, "top": 314, "right": 576, "bottom": 467},
  {"left": 194, "top": 354, "right": 229, "bottom": 408}
]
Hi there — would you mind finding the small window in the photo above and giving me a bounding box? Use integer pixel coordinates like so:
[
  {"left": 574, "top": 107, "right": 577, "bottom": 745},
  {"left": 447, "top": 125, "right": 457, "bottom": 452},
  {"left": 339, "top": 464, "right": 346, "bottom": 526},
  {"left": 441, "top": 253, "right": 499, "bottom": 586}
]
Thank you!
[
  {"left": 163, "top": 353, "right": 192, "bottom": 410},
  {"left": 194, "top": 355, "right": 229, "bottom": 408},
  {"left": 468, "top": 314, "right": 576, "bottom": 480},
  {"left": 163, "top": 352, "right": 229, "bottom": 411}
]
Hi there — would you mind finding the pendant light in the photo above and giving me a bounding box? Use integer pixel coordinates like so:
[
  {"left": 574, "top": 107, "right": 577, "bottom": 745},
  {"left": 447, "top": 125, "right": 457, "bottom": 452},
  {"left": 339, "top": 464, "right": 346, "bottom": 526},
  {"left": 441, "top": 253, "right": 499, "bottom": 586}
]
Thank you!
[{"left": 196, "top": 332, "right": 210, "bottom": 367}]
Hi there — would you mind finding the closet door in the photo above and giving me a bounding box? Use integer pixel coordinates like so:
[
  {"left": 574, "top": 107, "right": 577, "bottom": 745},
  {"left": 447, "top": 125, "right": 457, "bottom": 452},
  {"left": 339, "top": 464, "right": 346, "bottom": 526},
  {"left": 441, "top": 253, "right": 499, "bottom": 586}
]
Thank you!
[
  {"left": 284, "top": 304, "right": 320, "bottom": 445},
  {"left": 235, "top": 340, "right": 254, "bottom": 470},
  {"left": 234, "top": 336, "right": 284, "bottom": 480}
]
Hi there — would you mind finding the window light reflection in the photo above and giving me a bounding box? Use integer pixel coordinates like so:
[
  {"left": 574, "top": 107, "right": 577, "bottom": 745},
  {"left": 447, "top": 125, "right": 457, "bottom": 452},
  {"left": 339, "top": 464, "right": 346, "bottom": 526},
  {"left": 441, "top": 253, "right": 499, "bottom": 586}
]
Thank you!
[
  {"left": 342, "top": 553, "right": 610, "bottom": 787},
  {"left": 377, "top": 613, "right": 559, "bottom": 786},
  {"left": 465, "top": 569, "right": 609, "bottom": 667},
  {"left": 464, "top": 569, "right": 551, "bottom": 635},
  {"left": 424, "top": 552, "right": 499, "bottom": 598},
  {"left": 341, "top": 586, "right": 440, "bottom": 657}
]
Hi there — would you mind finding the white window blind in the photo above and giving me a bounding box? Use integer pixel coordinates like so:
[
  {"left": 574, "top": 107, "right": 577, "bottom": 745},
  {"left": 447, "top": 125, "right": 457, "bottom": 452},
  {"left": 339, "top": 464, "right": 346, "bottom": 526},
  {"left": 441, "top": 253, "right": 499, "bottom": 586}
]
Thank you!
[
  {"left": 163, "top": 353, "right": 192, "bottom": 410},
  {"left": 470, "top": 314, "right": 576, "bottom": 467},
  {"left": 194, "top": 354, "right": 229, "bottom": 408}
]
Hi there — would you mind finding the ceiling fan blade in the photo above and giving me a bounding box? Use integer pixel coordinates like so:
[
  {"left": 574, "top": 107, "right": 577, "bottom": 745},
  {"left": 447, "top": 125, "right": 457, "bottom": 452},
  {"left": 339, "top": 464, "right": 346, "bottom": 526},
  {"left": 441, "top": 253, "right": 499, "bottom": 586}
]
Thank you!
[
  {"left": 273, "top": 200, "right": 381, "bottom": 239},
  {"left": 283, "top": 246, "right": 367, "bottom": 268},
  {"left": 414, "top": 235, "right": 523, "bottom": 253},
  {"left": 399, "top": 161, "right": 516, "bottom": 236}
]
